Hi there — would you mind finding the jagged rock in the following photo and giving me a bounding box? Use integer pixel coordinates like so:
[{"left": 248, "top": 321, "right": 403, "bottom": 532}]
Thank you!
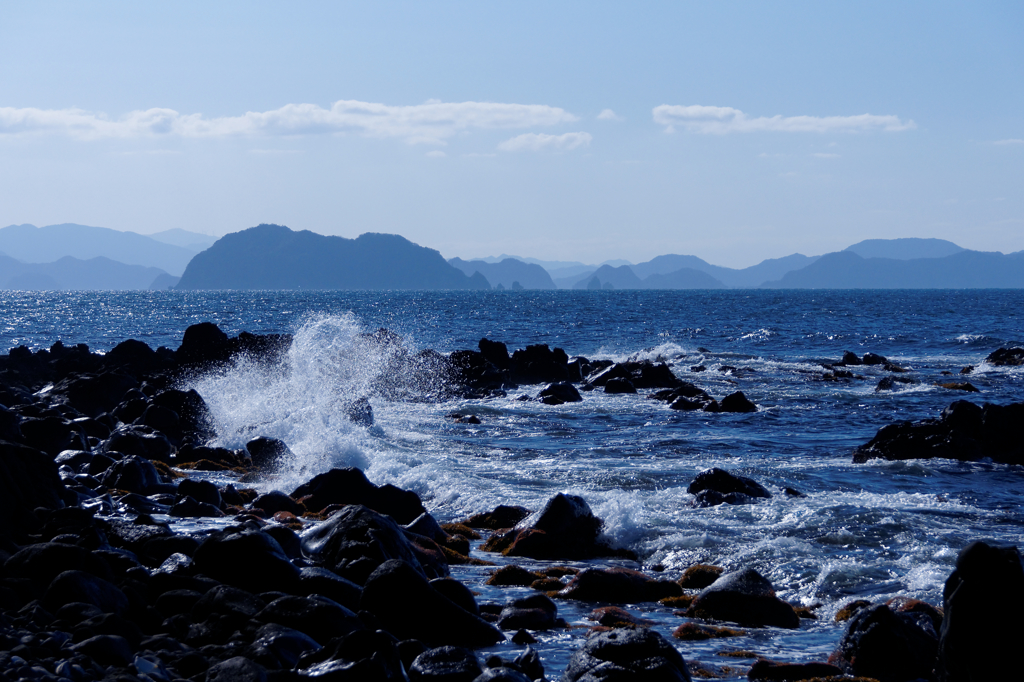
[
  {"left": 687, "top": 568, "right": 799, "bottom": 629},
  {"left": 462, "top": 505, "right": 531, "bottom": 530},
  {"left": 511, "top": 344, "right": 570, "bottom": 384},
  {"left": 937, "top": 541, "right": 1024, "bottom": 681},
  {"left": 986, "top": 347, "right": 1024, "bottom": 366},
  {"left": 561, "top": 627, "right": 692, "bottom": 682},
  {"left": 688, "top": 468, "right": 771, "bottom": 507},
  {"left": 101, "top": 425, "right": 175, "bottom": 463},
  {"left": 719, "top": 391, "right": 757, "bottom": 413},
  {"left": 101, "top": 454, "right": 173, "bottom": 495},
  {"left": 360, "top": 560, "right": 503, "bottom": 647},
  {"left": 291, "top": 467, "right": 427, "bottom": 524},
  {"left": 829, "top": 603, "right": 938, "bottom": 682},
  {"left": 538, "top": 382, "right": 582, "bottom": 405}
]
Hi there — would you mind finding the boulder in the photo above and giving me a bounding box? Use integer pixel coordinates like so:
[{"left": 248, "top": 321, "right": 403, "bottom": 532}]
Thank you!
[
  {"left": 937, "top": 541, "right": 1024, "bottom": 681},
  {"left": 192, "top": 528, "right": 301, "bottom": 594},
  {"left": 510, "top": 344, "right": 570, "bottom": 384},
  {"left": 561, "top": 627, "right": 692, "bottom": 682},
  {"left": 360, "top": 559, "right": 503, "bottom": 647},
  {"left": 251, "top": 490, "right": 302, "bottom": 516},
  {"left": 291, "top": 467, "right": 427, "bottom": 524},
  {"left": 256, "top": 594, "right": 363, "bottom": 644},
  {"left": 589, "top": 361, "right": 682, "bottom": 389},
  {"left": 687, "top": 568, "right": 799, "bottom": 629},
  {"left": 829, "top": 603, "right": 938, "bottom": 682},
  {"left": 688, "top": 468, "right": 771, "bottom": 507},
  {"left": 854, "top": 400, "right": 1024, "bottom": 465},
  {"left": 19, "top": 416, "right": 88, "bottom": 456},
  {"left": 177, "top": 478, "right": 223, "bottom": 509},
  {"left": 300, "top": 504, "right": 446, "bottom": 584},
  {"left": 176, "top": 321, "right": 231, "bottom": 366},
  {"left": 986, "top": 347, "right": 1024, "bottom": 366},
  {"left": 297, "top": 566, "right": 362, "bottom": 611},
  {"left": 44, "top": 570, "right": 129, "bottom": 616},
  {"left": 55, "top": 371, "right": 139, "bottom": 417},
  {"left": 0, "top": 441, "right": 69, "bottom": 541},
  {"left": 297, "top": 628, "right": 407, "bottom": 681},
  {"left": 204, "top": 655, "right": 267, "bottom": 682},
  {"left": 101, "top": 454, "right": 172, "bottom": 495},
  {"left": 192, "top": 584, "right": 266, "bottom": 626},
  {"left": 409, "top": 646, "right": 483, "bottom": 682},
  {"left": 246, "top": 622, "right": 322, "bottom": 670},
  {"left": 483, "top": 493, "right": 630, "bottom": 561},
  {"left": 246, "top": 436, "right": 292, "bottom": 472},
  {"left": 497, "top": 594, "right": 560, "bottom": 630},
  {"left": 463, "top": 505, "right": 531, "bottom": 530},
  {"left": 719, "top": 391, "right": 757, "bottom": 413},
  {"left": 101, "top": 425, "right": 175, "bottom": 463},
  {"left": 538, "top": 382, "right": 582, "bottom": 405},
  {"left": 479, "top": 338, "right": 511, "bottom": 370},
  {"left": 604, "top": 378, "right": 637, "bottom": 394},
  {"left": 557, "top": 567, "right": 682, "bottom": 603}
]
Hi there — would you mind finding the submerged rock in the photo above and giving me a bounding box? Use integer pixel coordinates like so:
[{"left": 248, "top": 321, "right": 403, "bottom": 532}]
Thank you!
[{"left": 688, "top": 467, "right": 771, "bottom": 507}]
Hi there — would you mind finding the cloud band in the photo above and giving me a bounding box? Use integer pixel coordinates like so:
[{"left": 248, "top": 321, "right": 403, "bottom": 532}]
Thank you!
[{"left": 652, "top": 104, "right": 915, "bottom": 134}]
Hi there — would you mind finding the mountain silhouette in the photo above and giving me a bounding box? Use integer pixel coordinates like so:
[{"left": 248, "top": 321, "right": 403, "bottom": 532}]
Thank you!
[
  {"left": 448, "top": 257, "right": 556, "bottom": 289},
  {"left": 0, "top": 223, "right": 198, "bottom": 276},
  {"left": 176, "top": 224, "right": 491, "bottom": 290},
  {"left": 844, "top": 238, "right": 965, "bottom": 260},
  {"left": 0, "top": 253, "right": 171, "bottom": 290}
]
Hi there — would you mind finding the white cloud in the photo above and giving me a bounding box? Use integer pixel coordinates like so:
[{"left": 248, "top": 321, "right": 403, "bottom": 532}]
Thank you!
[
  {"left": 426, "top": 150, "right": 446, "bottom": 157},
  {"left": 0, "top": 100, "right": 579, "bottom": 145},
  {"left": 652, "top": 104, "right": 915, "bottom": 134},
  {"left": 994, "top": 138, "right": 1024, "bottom": 145},
  {"left": 597, "top": 109, "right": 622, "bottom": 121},
  {"left": 497, "top": 131, "right": 592, "bottom": 152}
]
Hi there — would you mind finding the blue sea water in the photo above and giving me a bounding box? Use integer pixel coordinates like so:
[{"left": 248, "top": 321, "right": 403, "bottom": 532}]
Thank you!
[{"left": 3, "top": 289, "right": 1023, "bottom": 678}]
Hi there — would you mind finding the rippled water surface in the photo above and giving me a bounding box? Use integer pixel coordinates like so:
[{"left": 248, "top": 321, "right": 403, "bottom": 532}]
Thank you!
[{"left": 4, "top": 289, "right": 1023, "bottom": 679}]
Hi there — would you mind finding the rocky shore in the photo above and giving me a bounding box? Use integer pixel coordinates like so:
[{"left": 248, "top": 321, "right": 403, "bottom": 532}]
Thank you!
[{"left": 1, "top": 324, "right": 1022, "bottom": 681}]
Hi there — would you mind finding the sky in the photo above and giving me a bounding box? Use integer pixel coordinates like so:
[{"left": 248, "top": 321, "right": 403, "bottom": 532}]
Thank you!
[{"left": 1, "top": 1, "right": 1021, "bottom": 268}]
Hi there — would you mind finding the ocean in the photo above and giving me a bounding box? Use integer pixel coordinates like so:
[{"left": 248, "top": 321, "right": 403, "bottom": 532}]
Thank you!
[{"left": 3, "top": 288, "right": 1023, "bottom": 677}]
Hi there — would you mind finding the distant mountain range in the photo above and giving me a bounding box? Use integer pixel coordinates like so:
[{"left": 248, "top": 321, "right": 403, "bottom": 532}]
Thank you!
[
  {"left": 0, "top": 222, "right": 1020, "bottom": 290},
  {"left": 177, "top": 224, "right": 489, "bottom": 290}
]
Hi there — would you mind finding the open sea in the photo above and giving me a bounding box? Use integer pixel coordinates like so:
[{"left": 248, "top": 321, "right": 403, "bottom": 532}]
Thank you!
[{"left": 3, "top": 289, "right": 1023, "bottom": 678}]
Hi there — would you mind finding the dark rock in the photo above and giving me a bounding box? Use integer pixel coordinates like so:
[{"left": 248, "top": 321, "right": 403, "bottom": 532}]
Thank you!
[
  {"left": 56, "top": 371, "right": 139, "bottom": 418},
  {"left": 205, "top": 655, "right": 267, "bottom": 682},
  {"left": 431, "top": 577, "right": 480, "bottom": 615},
  {"left": 252, "top": 490, "right": 302, "bottom": 516},
  {"left": 854, "top": 399, "right": 1024, "bottom": 465},
  {"left": 937, "top": 541, "right": 1024, "bottom": 681},
  {"left": 192, "top": 528, "right": 301, "bottom": 594},
  {"left": 192, "top": 584, "right": 266, "bottom": 626},
  {"left": 829, "top": 603, "right": 938, "bottom": 682},
  {"left": 178, "top": 478, "right": 223, "bottom": 508},
  {"left": 669, "top": 396, "right": 705, "bottom": 411},
  {"left": 297, "top": 628, "right": 407, "bottom": 681},
  {"left": 462, "top": 505, "right": 531, "bottom": 530},
  {"left": 291, "top": 467, "right": 427, "bottom": 524},
  {"left": 474, "top": 667, "right": 531, "bottom": 682},
  {"left": 248, "top": 622, "right": 322, "bottom": 670},
  {"left": 101, "top": 454, "right": 172, "bottom": 495},
  {"left": 538, "top": 382, "right": 582, "bottom": 404},
  {"left": 257, "top": 594, "right": 363, "bottom": 644},
  {"left": 514, "top": 645, "right": 544, "bottom": 680},
  {"left": 360, "top": 560, "right": 503, "bottom": 647},
  {"left": 557, "top": 567, "right": 682, "bottom": 603},
  {"left": 295, "top": 567, "right": 362, "bottom": 611},
  {"left": 0, "top": 441, "right": 70, "bottom": 540},
  {"left": 688, "top": 468, "right": 771, "bottom": 504},
  {"left": 841, "top": 351, "right": 862, "bottom": 365},
  {"left": 678, "top": 564, "right": 724, "bottom": 589},
  {"left": 687, "top": 568, "right": 799, "bottom": 629},
  {"left": 589, "top": 361, "right": 682, "bottom": 389},
  {"left": 45, "top": 570, "right": 129, "bottom": 616},
  {"left": 246, "top": 436, "right": 292, "bottom": 472},
  {"left": 170, "top": 495, "right": 225, "bottom": 518},
  {"left": 70, "top": 633, "right": 134, "bottom": 667},
  {"left": 719, "top": 391, "right": 757, "bottom": 413},
  {"left": 510, "top": 344, "right": 570, "bottom": 384},
  {"left": 155, "top": 589, "right": 204, "bottom": 617},
  {"left": 19, "top": 416, "right": 88, "bottom": 456},
  {"left": 604, "top": 378, "right": 637, "bottom": 394},
  {"left": 300, "top": 504, "right": 446, "bottom": 584},
  {"left": 479, "top": 338, "right": 511, "bottom": 370},
  {"left": 747, "top": 660, "right": 844, "bottom": 681},
  {"left": 936, "top": 381, "right": 979, "bottom": 392},
  {"left": 484, "top": 493, "right": 630, "bottom": 561},
  {"left": 562, "top": 627, "right": 692, "bottom": 682},
  {"left": 101, "top": 425, "right": 175, "bottom": 462},
  {"left": 485, "top": 565, "right": 543, "bottom": 587},
  {"left": 862, "top": 352, "right": 888, "bottom": 365},
  {"left": 409, "top": 646, "right": 482, "bottom": 682},
  {"left": 497, "top": 594, "right": 559, "bottom": 630},
  {"left": 141, "top": 535, "right": 200, "bottom": 566},
  {"left": 986, "top": 346, "right": 1024, "bottom": 366}
]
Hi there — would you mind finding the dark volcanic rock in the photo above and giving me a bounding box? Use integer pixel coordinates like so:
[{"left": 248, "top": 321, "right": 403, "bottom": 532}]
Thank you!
[
  {"left": 588, "top": 361, "right": 682, "bottom": 389},
  {"left": 854, "top": 399, "right": 1024, "bottom": 465},
  {"left": 604, "top": 377, "right": 637, "bottom": 394},
  {"left": 747, "top": 660, "right": 844, "bottom": 681},
  {"left": 462, "top": 505, "right": 531, "bottom": 530},
  {"left": 688, "top": 467, "right": 771, "bottom": 507},
  {"left": 297, "top": 628, "right": 407, "bottom": 680},
  {"left": 192, "top": 528, "right": 301, "bottom": 594},
  {"left": 101, "top": 453, "right": 172, "bottom": 495},
  {"left": 511, "top": 344, "right": 570, "bottom": 384},
  {"left": 986, "top": 346, "right": 1024, "bottom": 366},
  {"left": 687, "top": 569, "right": 799, "bottom": 629},
  {"left": 829, "top": 603, "right": 938, "bottom": 682},
  {"left": 538, "top": 382, "right": 582, "bottom": 405},
  {"left": 562, "top": 627, "right": 692, "bottom": 682},
  {"left": 246, "top": 436, "right": 292, "bottom": 472},
  {"left": 937, "top": 541, "right": 1024, "bottom": 681},
  {"left": 409, "top": 645, "right": 482, "bottom": 682},
  {"left": 483, "top": 493, "right": 631, "bottom": 561},
  {"left": 300, "top": 504, "right": 447, "bottom": 584},
  {"left": 360, "top": 559, "right": 503, "bottom": 647},
  {"left": 557, "top": 567, "right": 682, "bottom": 603},
  {"left": 256, "top": 594, "right": 363, "bottom": 644},
  {"left": 0, "top": 441, "right": 69, "bottom": 541},
  {"left": 719, "top": 391, "right": 757, "bottom": 413},
  {"left": 101, "top": 425, "right": 175, "bottom": 463},
  {"left": 44, "top": 570, "right": 129, "bottom": 616},
  {"left": 291, "top": 467, "right": 427, "bottom": 524}
]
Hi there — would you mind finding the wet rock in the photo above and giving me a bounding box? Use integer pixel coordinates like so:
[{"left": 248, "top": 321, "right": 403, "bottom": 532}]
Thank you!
[
  {"left": 291, "top": 467, "right": 427, "bottom": 524},
  {"left": 511, "top": 344, "right": 570, "bottom": 384},
  {"left": 102, "top": 454, "right": 173, "bottom": 495},
  {"left": 538, "top": 382, "right": 582, "bottom": 405},
  {"left": 587, "top": 606, "right": 655, "bottom": 628},
  {"left": 205, "top": 655, "right": 267, "bottom": 682},
  {"left": 409, "top": 645, "right": 483, "bottom": 682},
  {"left": 829, "top": 603, "right": 938, "bottom": 682},
  {"left": 687, "top": 568, "right": 799, "bottom": 629},
  {"left": 936, "top": 381, "right": 979, "bottom": 392},
  {"left": 986, "top": 346, "right": 1024, "bottom": 366},
  {"left": 588, "top": 361, "right": 682, "bottom": 389},
  {"left": 604, "top": 378, "right": 637, "bottom": 394},
  {"left": 346, "top": 396, "right": 375, "bottom": 426},
  {"left": 677, "top": 564, "right": 724, "bottom": 590},
  {"left": 937, "top": 541, "right": 1024, "bottom": 681},
  {"left": 486, "top": 565, "right": 544, "bottom": 587},
  {"left": 479, "top": 338, "right": 511, "bottom": 370},
  {"left": 19, "top": 416, "right": 88, "bottom": 456},
  {"left": 247, "top": 622, "right": 322, "bottom": 670},
  {"left": 170, "top": 495, "right": 224, "bottom": 518},
  {"left": 562, "top": 626, "right": 692, "bottom": 682},
  {"left": 44, "top": 570, "right": 129, "bottom": 616},
  {"left": 462, "top": 505, "right": 531, "bottom": 530},
  {"left": 688, "top": 468, "right": 771, "bottom": 507},
  {"left": 747, "top": 660, "right": 844, "bottom": 681},
  {"left": 0, "top": 444, "right": 70, "bottom": 542},
  {"left": 70, "top": 634, "right": 134, "bottom": 667},
  {"left": 876, "top": 375, "right": 915, "bottom": 392},
  {"left": 178, "top": 477, "right": 223, "bottom": 509},
  {"left": 497, "top": 594, "right": 560, "bottom": 630},
  {"left": 431, "top": 577, "right": 481, "bottom": 615},
  {"left": 297, "top": 566, "right": 362, "bottom": 611},
  {"left": 246, "top": 436, "right": 292, "bottom": 472},
  {"left": 360, "top": 559, "right": 503, "bottom": 647},
  {"left": 671, "top": 622, "right": 744, "bottom": 640},
  {"left": 301, "top": 504, "right": 447, "bottom": 585},
  {"left": 192, "top": 528, "right": 301, "bottom": 594},
  {"left": 719, "top": 391, "right": 757, "bottom": 413},
  {"left": 557, "top": 567, "right": 682, "bottom": 603},
  {"left": 252, "top": 490, "right": 302, "bottom": 516},
  {"left": 841, "top": 351, "right": 863, "bottom": 365},
  {"left": 256, "top": 594, "right": 363, "bottom": 644},
  {"left": 151, "top": 387, "right": 214, "bottom": 437},
  {"left": 55, "top": 371, "right": 139, "bottom": 418},
  {"left": 513, "top": 646, "right": 544, "bottom": 680},
  {"left": 297, "top": 628, "right": 407, "bottom": 681},
  {"left": 483, "top": 493, "right": 631, "bottom": 561},
  {"left": 853, "top": 399, "right": 1024, "bottom": 465},
  {"left": 474, "top": 667, "right": 532, "bottom": 682}
]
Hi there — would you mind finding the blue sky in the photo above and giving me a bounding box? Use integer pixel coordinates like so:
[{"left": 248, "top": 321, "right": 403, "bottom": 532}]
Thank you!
[{"left": 1, "top": 1, "right": 1021, "bottom": 267}]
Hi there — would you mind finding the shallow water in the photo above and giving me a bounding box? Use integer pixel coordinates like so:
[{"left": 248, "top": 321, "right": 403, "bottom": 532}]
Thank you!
[{"left": 5, "top": 289, "right": 1024, "bottom": 679}]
